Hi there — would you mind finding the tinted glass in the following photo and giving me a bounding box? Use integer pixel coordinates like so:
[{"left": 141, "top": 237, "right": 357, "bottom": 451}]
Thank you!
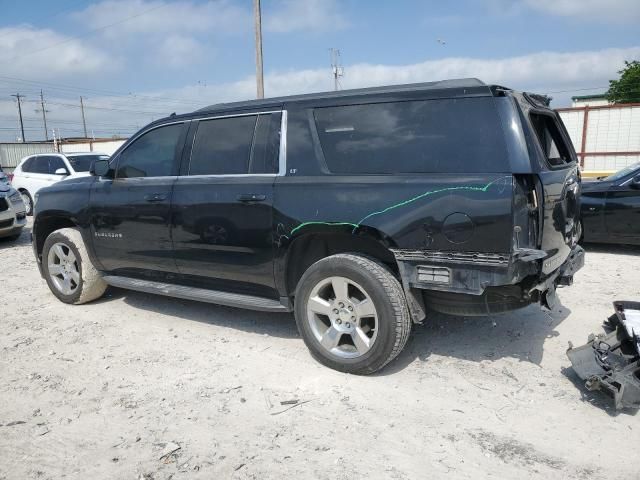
[
  {"left": 31, "top": 156, "right": 50, "bottom": 174},
  {"left": 116, "top": 124, "right": 183, "bottom": 178},
  {"left": 20, "top": 157, "right": 33, "bottom": 172},
  {"left": 605, "top": 162, "right": 640, "bottom": 182},
  {"left": 314, "top": 98, "right": 508, "bottom": 174},
  {"left": 67, "top": 154, "right": 109, "bottom": 172},
  {"left": 530, "top": 114, "right": 572, "bottom": 167},
  {"left": 189, "top": 115, "right": 257, "bottom": 175},
  {"left": 48, "top": 156, "right": 68, "bottom": 174},
  {"left": 250, "top": 113, "right": 281, "bottom": 174}
]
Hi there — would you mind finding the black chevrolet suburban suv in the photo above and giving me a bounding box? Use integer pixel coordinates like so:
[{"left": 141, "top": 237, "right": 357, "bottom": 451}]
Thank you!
[{"left": 32, "top": 79, "right": 584, "bottom": 374}]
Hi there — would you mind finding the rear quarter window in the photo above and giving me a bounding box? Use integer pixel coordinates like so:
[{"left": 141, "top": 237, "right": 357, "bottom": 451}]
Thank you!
[
  {"left": 313, "top": 97, "right": 509, "bottom": 174},
  {"left": 529, "top": 113, "right": 573, "bottom": 167}
]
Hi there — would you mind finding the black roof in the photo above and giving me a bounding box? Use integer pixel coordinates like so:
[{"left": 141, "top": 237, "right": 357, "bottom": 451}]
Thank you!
[{"left": 196, "top": 78, "right": 492, "bottom": 114}]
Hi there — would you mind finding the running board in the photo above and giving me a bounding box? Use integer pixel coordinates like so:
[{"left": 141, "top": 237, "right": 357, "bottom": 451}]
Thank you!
[{"left": 102, "top": 275, "right": 289, "bottom": 312}]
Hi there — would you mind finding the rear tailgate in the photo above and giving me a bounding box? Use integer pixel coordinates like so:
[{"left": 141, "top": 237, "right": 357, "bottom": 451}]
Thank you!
[{"left": 529, "top": 110, "right": 581, "bottom": 274}]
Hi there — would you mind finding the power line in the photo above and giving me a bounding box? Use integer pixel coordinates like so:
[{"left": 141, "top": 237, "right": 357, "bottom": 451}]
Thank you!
[
  {"left": 0, "top": 75, "right": 205, "bottom": 108},
  {"left": 0, "top": 0, "right": 92, "bottom": 41},
  {"left": 10, "top": 3, "right": 171, "bottom": 60}
]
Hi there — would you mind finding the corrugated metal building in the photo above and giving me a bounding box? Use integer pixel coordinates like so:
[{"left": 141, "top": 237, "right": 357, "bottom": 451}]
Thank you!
[
  {"left": 0, "top": 138, "right": 127, "bottom": 170},
  {"left": 0, "top": 143, "right": 55, "bottom": 169}
]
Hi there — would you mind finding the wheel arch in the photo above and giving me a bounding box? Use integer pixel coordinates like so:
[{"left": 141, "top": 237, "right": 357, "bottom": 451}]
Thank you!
[
  {"left": 34, "top": 214, "right": 79, "bottom": 258},
  {"left": 281, "top": 228, "right": 399, "bottom": 298}
]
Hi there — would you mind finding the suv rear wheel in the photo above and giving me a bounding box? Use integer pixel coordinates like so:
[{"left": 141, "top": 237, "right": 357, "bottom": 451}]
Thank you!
[
  {"left": 42, "top": 228, "right": 107, "bottom": 304},
  {"left": 295, "top": 253, "right": 411, "bottom": 374}
]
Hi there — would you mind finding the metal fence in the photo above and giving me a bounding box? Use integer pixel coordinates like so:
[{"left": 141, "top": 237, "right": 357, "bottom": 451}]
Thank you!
[
  {"left": 0, "top": 138, "right": 128, "bottom": 170},
  {"left": 0, "top": 143, "right": 55, "bottom": 168},
  {"left": 557, "top": 103, "right": 640, "bottom": 172}
]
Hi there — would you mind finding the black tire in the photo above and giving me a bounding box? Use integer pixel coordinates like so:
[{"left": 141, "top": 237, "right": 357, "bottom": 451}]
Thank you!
[
  {"left": 19, "top": 190, "right": 33, "bottom": 216},
  {"left": 425, "top": 289, "right": 530, "bottom": 317},
  {"left": 42, "top": 228, "right": 107, "bottom": 304},
  {"left": 294, "top": 253, "right": 411, "bottom": 375}
]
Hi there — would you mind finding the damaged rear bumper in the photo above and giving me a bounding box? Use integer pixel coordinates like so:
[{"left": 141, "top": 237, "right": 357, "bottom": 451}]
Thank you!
[{"left": 567, "top": 301, "right": 640, "bottom": 410}]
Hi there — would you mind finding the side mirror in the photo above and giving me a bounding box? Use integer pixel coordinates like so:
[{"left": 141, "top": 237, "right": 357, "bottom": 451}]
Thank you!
[
  {"left": 91, "top": 159, "right": 111, "bottom": 177},
  {"left": 54, "top": 168, "right": 69, "bottom": 176},
  {"left": 631, "top": 175, "right": 640, "bottom": 190}
]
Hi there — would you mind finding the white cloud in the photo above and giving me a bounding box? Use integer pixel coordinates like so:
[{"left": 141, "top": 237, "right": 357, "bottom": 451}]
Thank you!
[
  {"left": 155, "top": 34, "right": 206, "bottom": 68},
  {"left": 0, "top": 26, "right": 114, "bottom": 78},
  {"left": 264, "top": 0, "right": 349, "bottom": 33},
  {"left": 1, "top": 46, "right": 637, "bottom": 141},
  {"left": 73, "top": 0, "right": 250, "bottom": 36},
  {"left": 251, "top": 46, "right": 640, "bottom": 105},
  {"left": 522, "top": 0, "right": 640, "bottom": 22}
]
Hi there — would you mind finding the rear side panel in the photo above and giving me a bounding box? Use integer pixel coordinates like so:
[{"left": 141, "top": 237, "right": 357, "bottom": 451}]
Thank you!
[{"left": 275, "top": 173, "right": 514, "bottom": 253}]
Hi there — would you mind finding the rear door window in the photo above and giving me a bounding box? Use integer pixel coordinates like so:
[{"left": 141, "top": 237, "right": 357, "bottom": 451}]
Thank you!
[
  {"left": 250, "top": 113, "right": 281, "bottom": 174},
  {"left": 313, "top": 97, "right": 508, "bottom": 174},
  {"left": 30, "top": 156, "right": 50, "bottom": 174},
  {"left": 530, "top": 113, "right": 573, "bottom": 167},
  {"left": 188, "top": 115, "right": 258, "bottom": 175}
]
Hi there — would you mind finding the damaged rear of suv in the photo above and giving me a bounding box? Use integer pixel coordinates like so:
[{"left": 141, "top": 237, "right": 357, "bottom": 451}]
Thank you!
[{"left": 32, "top": 79, "right": 584, "bottom": 374}]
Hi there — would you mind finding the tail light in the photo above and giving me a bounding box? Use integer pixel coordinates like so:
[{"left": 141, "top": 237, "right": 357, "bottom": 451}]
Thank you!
[{"left": 7, "top": 173, "right": 13, "bottom": 183}]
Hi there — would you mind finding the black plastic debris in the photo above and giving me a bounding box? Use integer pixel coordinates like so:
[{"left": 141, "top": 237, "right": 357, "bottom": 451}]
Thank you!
[{"left": 567, "top": 301, "right": 640, "bottom": 410}]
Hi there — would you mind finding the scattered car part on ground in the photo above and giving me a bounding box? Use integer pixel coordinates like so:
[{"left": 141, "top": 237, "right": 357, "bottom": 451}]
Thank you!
[
  {"left": 10, "top": 152, "right": 109, "bottom": 215},
  {"left": 567, "top": 301, "right": 640, "bottom": 410},
  {"left": 32, "top": 79, "right": 584, "bottom": 374},
  {"left": 580, "top": 162, "right": 640, "bottom": 246},
  {"left": 0, "top": 183, "right": 26, "bottom": 240}
]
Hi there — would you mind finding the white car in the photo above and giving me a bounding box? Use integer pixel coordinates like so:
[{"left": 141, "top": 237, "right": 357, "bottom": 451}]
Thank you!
[{"left": 11, "top": 152, "right": 109, "bottom": 215}]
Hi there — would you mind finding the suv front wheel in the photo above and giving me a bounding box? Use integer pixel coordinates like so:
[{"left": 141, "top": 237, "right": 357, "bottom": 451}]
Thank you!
[
  {"left": 42, "top": 228, "right": 107, "bottom": 304},
  {"left": 295, "top": 254, "right": 411, "bottom": 374}
]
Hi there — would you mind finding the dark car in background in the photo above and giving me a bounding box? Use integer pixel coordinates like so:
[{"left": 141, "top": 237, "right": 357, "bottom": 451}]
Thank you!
[
  {"left": 581, "top": 162, "right": 640, "bottom": 245},
  {"left": 0, "top": 166, "right": 10, "bottom": 185}
]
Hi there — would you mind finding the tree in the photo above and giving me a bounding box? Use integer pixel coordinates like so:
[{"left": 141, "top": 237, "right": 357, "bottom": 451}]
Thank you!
[{"left": 606, "top": 60, "right": 640, "bottom": 104}]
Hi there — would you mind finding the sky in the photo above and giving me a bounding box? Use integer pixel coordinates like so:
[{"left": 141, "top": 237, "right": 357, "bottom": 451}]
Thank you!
[{"left": 0, "top": 0, "right": 639, "bottom": 141}]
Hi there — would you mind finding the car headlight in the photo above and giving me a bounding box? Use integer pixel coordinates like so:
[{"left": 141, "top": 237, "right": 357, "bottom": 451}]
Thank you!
[{"left": 9, "top": 191, "right": 22, "bottom": 204}]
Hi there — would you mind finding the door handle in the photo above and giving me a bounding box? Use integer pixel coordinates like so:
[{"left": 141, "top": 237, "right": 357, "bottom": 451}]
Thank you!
[
  {"left": 237, "top": 193, "right": 266, "bottom": 202},
  {"left": 144, "top": 193, "right": 167, "bottom": 202}
]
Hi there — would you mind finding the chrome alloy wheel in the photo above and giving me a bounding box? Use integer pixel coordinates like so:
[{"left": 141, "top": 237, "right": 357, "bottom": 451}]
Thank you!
[
  {"left": 306, "top": 276, "right": 379, "bottom": 359},
  {"left": 47, "top": 242, "right": 80, "bottom": 295}
]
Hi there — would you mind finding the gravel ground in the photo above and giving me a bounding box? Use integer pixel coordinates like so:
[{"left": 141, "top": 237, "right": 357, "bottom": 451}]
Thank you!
[{"left": 1, "top": 221, "right": 639, "bottom": 480}]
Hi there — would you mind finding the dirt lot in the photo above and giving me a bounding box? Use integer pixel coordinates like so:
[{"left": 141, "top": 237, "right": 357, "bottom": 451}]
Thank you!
[{"left": 1, "top": 221, "right": 639, "bottom": 480}]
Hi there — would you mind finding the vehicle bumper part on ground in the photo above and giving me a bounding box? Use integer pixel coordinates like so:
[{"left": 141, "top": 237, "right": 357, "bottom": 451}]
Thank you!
[{"left": 567, "top": 301, "right": 640, "bottom": 410}]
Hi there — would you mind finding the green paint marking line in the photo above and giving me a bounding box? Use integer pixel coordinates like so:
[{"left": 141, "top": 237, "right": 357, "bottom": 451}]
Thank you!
[
  {"left": 290, "top": 221, "right": 360, "bottom": 235},
  {"left": 289, "top": 176, "right": 510, "bottom": 236}
]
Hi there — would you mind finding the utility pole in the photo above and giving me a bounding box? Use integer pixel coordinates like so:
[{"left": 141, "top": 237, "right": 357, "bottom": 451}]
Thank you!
[
  {"left": 35, "top": 90, "right": 50, "bottom": 141},
  {"left": 330, "top": 48, "right": 344, "bottom": 91},
  {"left": 254, "top": 0, "right": 264, "bottom": 99},
  {"left": 10, "top": 93, "right": 26, "bottom": 142},
  {"left": 80, "top": 96, "right": 88, "bottom": 138}
]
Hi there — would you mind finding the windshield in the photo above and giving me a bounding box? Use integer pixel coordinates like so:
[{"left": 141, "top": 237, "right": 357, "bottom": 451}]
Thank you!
[
  {"left": 604, "top": 162, "right": 640, "bottom": 182},
  {"left": 66, "top": 154, "right": 110, "bottom": 172}
]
